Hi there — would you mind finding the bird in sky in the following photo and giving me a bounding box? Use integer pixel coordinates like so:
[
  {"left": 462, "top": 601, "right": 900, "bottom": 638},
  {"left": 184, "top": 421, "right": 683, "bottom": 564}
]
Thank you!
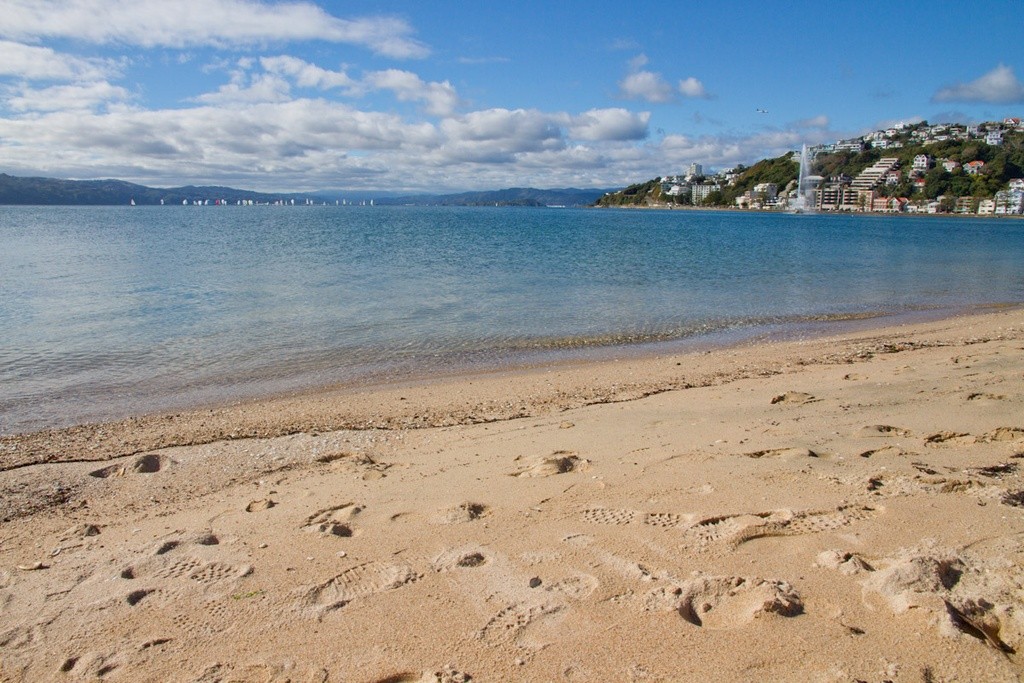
[{"left": 756, "top": 108, "right": 768, "bottom": 114}]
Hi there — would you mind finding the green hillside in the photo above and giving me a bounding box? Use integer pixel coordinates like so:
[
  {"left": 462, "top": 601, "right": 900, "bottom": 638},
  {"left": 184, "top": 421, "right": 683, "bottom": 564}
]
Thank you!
[{"left": 595, "top": 120, "right": 1024, "bottom": 209}]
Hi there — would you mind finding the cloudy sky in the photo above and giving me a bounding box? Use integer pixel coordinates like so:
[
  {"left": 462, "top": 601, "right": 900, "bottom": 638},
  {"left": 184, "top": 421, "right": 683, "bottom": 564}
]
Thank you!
[{"left": 1, "top": 0, "right": 1022, "bottom": 193}]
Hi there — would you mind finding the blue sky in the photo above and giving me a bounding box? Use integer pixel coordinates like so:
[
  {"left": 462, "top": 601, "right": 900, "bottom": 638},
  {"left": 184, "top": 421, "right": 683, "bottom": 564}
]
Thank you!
[{"left": 1, "top": 0, "right": 1022, "bottom": 193}]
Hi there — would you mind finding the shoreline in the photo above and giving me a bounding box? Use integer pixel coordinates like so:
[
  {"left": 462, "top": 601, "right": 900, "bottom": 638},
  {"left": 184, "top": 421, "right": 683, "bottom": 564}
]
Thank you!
[
  {"left": 4, "top": 304, "right": 1021, "bottom": 471},
  {"left": 597, "top": 203, "right": 1024, "bottom": 219}
]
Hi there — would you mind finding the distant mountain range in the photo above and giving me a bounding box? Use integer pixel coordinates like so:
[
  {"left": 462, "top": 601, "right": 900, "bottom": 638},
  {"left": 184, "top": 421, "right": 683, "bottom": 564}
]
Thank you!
[
  {"left": 0, "top": 173, "right": 306, "bottom": 206},
  {"left": 0, "top": 173, "right": 610, "bottom": 207}
]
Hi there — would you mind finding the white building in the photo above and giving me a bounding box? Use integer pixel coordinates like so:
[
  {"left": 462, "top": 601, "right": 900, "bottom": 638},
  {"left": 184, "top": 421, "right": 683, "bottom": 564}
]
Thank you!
[{"left": 691, "top": 183, "right": 720, "bottom": 204}]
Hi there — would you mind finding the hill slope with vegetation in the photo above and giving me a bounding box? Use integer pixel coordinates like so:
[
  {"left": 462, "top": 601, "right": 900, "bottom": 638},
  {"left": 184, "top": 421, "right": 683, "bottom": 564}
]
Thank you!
[{"left": 595, "top": 121, "right": 1024, "bottom": 209}]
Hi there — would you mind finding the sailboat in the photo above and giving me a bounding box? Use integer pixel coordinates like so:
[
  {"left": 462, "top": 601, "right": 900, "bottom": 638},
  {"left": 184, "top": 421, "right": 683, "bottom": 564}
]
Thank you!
[{"left": 129, "top": 198, "right": 136, "bottom": 206}]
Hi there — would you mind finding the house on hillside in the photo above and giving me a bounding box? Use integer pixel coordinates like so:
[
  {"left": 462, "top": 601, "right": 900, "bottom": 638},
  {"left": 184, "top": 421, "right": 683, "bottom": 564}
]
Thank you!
[
  {"left": 942, "top": 160, "right": 960, "bottom": 173},
  {"left": 964, "top": 160, "right": 986, "bottom": 176},
  {"left": 986, "top": 130, "right": 1004, "bottom": 146},
  {"left": 913, "top": 154, "right": 932, "bottom": 173},
  {"left": 835, "top": 139, "right": 866, "bottom": 153}
]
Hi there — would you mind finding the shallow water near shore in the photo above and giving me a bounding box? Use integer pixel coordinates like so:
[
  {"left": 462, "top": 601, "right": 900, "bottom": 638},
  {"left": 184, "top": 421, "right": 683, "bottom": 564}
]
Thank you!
[{"left": 2, "top": 205, "right": 1023, "bottom": 434}]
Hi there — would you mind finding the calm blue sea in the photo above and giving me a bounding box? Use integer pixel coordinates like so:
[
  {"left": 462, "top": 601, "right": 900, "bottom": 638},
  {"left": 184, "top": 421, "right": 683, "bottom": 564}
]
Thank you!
[{"left": 2, "top": 205, "right": 1024, "bottom": 434}]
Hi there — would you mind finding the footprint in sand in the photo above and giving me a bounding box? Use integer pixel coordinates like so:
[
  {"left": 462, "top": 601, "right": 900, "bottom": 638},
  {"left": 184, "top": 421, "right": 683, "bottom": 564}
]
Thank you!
[
  {"left": 680, "top": 511, "right": 780, "bottom": 547},
  {"left": 434, "top": 502, "right": 489, "bottom": 524},
  {"left": 89, "top": 453, "right": 169, "bottom": 478},
  {"left": 861, "top": 548, "right": 1021, "bottom": 652},
  {"left": 296, "top": 562, "right": 420, "bottom": 615},
  {"left": 301, "top": 503, "right": 362, "bottom": 537},
  {"left": 245, "top": 498, "right": 276, "bottom": 512},
  {"left": 743, "top": 447, "right": 818, "bottom": 460},
  {"left": 770, "top": 391, "right": 816, "bottom": 405},
  {"left": 643, "top": 512, "right": 685, "bottom": 528},
  {"left": 815, "top": 549, "right": 874, "bottom": 575},
  {"left": 646, "top": 576, "right": 802, "bottom": 629},
  {"left": 857, "top": 425, "right": 912, "bottom": 438},
  {"left": 432, "top": 546, "right": 491, "bottom": 572},
  {"left": 476, "top": 602, "right": 564, "bottom": 645},
  {"left": 541, "top": 573, "right": 599, "bottom": 600},
  {"left": 369, "top": 669, "right": 472, "bottom": 683},
  {"left": 780, "top": 506, "right": 880, "bottom": 536},
  {"left": 58, "top": 651, "right": 127, "bottom": 679},
  {"left": 512, "top": 451, "right": 586, "bottom": 477},
  {"left": 113, "top": 532, "right": 251, "bottom": 611},
  {"left": 582, "top": 507, "right": 636, "bottom": 526},
  {"left": 194, "top": 662, "right": 330, "bottom": 683},
  {"left": 924, "top": 431, "right": 973, "bottom": 446},
  {"left": 680, "top": 505, "right": 881, "bottom": 547},
  {"left": 978, "top": 427, "right": 1024, "bottom": 443}
]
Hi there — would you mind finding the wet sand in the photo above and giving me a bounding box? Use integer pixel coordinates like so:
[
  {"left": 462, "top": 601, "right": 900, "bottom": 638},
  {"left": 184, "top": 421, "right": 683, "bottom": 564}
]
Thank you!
[{"left": 2, "top": 307, "right": 1024, "bottom": 681}]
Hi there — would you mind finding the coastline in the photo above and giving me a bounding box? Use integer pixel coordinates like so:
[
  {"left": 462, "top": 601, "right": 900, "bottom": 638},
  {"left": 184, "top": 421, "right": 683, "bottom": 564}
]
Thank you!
[
  {"left": 3, "top": 304, "right": 1020, "bottom": 470},
  {"left": 597, "top": 203, "right": 1024, "bottom": 219},
  {"left": 3, "top": 306, "right": 1024, "bottom": 680}
]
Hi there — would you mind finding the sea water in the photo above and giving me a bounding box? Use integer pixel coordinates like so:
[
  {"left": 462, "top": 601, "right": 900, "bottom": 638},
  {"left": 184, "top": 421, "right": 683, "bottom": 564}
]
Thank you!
[{"left": 2, "top": 205, "right": 1024, "bottom": 434}]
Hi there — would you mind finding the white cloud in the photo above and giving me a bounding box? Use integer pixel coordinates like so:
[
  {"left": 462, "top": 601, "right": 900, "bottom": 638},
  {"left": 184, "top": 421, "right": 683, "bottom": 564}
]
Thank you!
[
  {"left": 194, "top": 73, "right": 292, "bottom": 104},
  {"left": 6, "top": 81, "right": 130, "bottom": 111},
  {"left": 437, "top": 108, "right": 564, "bottom": 162},
  {"left": 0, "top": 94, "right": 853, "bottom": 192},
  {"left": 677, "top": 77, "right": 708, "bottom": 99},
  {"left": 0, "top": 0, "right": 429, "bottom": 58},
  {"left": 362, "top": 69, "right": 460, "bottom": 117},
  {"left": 260, "top": 56, "right": 355, "bottom": 90},
  {"left": 619, "top": 55, "right": 710, "bottom": 103},
  {"left": 568, "top": 108, "right": 649, "bottom": 141},
  {"left": 198, "top": 57, "right": 461, "bottom": 116},
  {"left": 0, "top": 40, "right": 119, "bottom": 81},
  {"left": 933, "top": 64, "right": 1024, "bottom": 104},
  {"left": 619, "top": 71, "right": 675, "bottom": 103}
]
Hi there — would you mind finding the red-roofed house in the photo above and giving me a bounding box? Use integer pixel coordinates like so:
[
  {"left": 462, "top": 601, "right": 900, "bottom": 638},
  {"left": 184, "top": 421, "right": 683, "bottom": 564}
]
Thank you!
[{"left": 964, "top": 160, "right": 986, "bottom": 176}]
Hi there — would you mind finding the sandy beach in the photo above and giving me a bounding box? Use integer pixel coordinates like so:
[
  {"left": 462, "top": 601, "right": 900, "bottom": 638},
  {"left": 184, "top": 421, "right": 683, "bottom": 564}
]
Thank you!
[{"left": 3, "top": 307, "right": 1024, "bottom": 682}]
